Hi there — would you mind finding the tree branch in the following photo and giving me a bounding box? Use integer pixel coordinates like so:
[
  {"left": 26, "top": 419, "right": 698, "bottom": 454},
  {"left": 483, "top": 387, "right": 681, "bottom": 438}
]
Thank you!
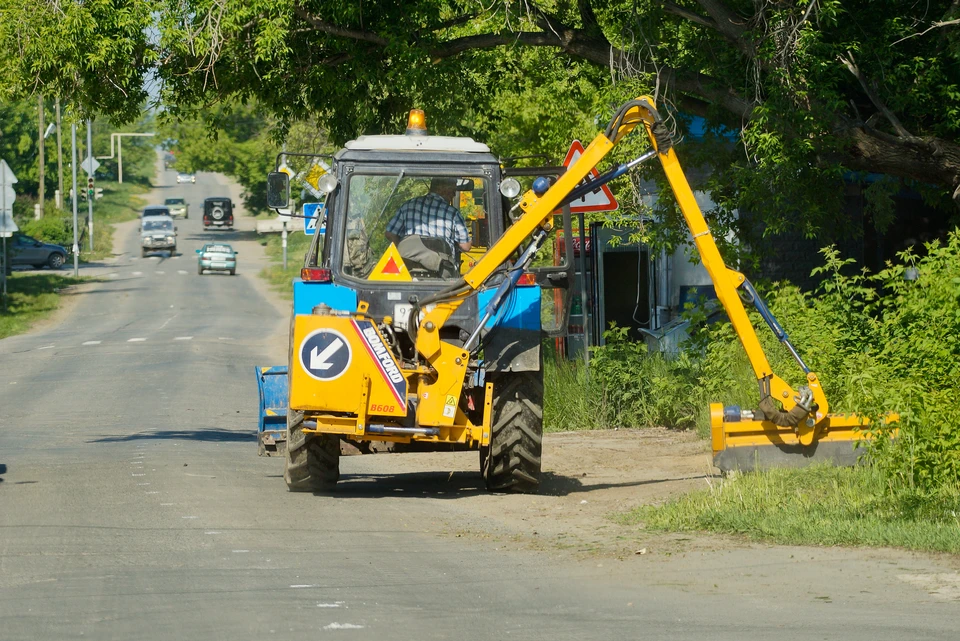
[
  {"left": 659, "top": 1, "right": 718, "bottom": 30},
  {"left": 292, "top": 6, "right": 388, "bottom": 46},
  {"left": 695, "top": 0, "right": 752, "bottom": 53},
  {"left": 839, "top": 51, "right": 916, "bottom": 141}
]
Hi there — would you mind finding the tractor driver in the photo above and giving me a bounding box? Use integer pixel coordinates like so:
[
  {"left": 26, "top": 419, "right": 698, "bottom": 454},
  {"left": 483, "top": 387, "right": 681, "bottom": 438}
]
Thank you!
[{"left": 385, "top": 178, "right": 472, "bottom": 278}]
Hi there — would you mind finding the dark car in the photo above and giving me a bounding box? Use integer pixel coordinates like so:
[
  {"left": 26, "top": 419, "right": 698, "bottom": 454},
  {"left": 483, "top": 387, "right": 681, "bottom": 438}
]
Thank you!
[
  {"left": 203, "top": 197, "right": 234, "bottom": 230},
  {"left": 10, "top": 233, "right": 67, "bottom": 270}
]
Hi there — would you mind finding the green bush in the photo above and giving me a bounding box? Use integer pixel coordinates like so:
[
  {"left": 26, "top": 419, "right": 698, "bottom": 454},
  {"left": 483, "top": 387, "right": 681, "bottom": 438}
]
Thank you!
[
  {"left": 547, "top": 230, "right": 960, "bottom": 505},
  {"left": 20, "top": 214, "right": 72, "bottom": 249}
]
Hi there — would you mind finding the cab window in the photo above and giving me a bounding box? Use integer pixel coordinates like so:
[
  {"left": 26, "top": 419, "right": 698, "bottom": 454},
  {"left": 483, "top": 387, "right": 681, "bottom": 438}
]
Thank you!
[{"left": 341, "top": 173, "right": 488, "bottom": 281}]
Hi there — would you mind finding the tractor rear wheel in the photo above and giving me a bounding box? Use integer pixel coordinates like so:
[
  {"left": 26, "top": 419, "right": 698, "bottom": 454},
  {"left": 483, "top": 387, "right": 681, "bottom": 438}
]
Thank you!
[
  {"left": 482, "top": 370, "right": 543, "bottom": 493},
  {"left": 283, "top": 411, "right": 340, "bottom": 491}
]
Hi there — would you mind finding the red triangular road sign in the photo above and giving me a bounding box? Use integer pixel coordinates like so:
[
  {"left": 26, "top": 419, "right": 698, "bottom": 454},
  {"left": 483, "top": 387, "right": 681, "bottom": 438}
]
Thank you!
[{"left": 562, "top": 140, "right": 619, "bottom": 213}]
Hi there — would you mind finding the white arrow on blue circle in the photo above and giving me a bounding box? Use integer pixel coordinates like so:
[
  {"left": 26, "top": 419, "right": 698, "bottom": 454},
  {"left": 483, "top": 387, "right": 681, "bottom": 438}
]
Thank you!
[{"left": 310, "top": 337, "right": 344, "bottom": 371}]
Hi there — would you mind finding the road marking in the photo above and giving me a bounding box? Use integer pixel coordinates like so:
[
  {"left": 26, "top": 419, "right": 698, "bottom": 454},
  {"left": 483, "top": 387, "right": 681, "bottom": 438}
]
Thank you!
[
  {"left": 128, "top": 338, "right": 146, "bottom": 342},
  {"left": 37, "top": 345, "right": 55, "bottom": 350},
  {"left": 132, "top": 271, "right": 143, "bottom": 276},
  {"left": 232, "top": 550, "right": 250, "bottom": 554},
  {"left": 132, "top": 473, "right": 145, "bottom": 477},
  {"left": 218, "top": 337, "right": 234, "bottom": 341},
  {"left": 155, "top": 270, "right": 165, "bottom": 274},
  {"left": 290, "top": 585, "right": 317, "bottom": 589},
  {"left": 149, "top": 256, "right": 160, "bottom": 260},
  {"left": 178, "top": 270, "right": 188, "bottom": 275},
  {"left": 158, "top": 313, "right": 178, "bottom": 330},
  {"left": 174, "top": 336, "right": 193, "bottom": 341},
  {"left": 82, "top": 340, "right": 101, "bottom": 346},
  {"left": 181, "top": 516, "right": 198, "bottom": 519},
  {"left": 316, "top": 602, "right": 344, "bottom": 608},
  {"left": 9, "top": 382, "right": 16, "bottom": 385},
  {"left": 160, "top": 503, "right": 175, "bottom": 506},
  {"left": 145, "top": 491, "right": 160, "bottom": 495},
  {"left": 323, "top": 623, "right": 364, "bottom": 630},
  {"left": 108, "top": 273, "right": 119, "bottom": 278}
]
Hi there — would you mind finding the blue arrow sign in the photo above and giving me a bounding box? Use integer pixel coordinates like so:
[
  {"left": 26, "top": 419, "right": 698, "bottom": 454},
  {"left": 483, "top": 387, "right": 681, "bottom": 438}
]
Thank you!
[
  {"left": 299, "top": 328, "right": 351, "bottom": 381},
  {"left": 303, "top": 202, "right": 326, "bottom": 236}
]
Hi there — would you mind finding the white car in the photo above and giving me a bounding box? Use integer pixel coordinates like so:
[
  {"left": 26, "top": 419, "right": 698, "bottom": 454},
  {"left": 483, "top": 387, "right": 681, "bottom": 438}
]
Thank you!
[{"left": 176, "top": 172, "right": 196, "bottom": 184}]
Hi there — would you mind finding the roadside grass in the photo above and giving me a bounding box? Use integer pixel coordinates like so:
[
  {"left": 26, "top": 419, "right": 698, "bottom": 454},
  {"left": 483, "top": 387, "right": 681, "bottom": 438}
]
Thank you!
[
  {"left": 544, "top": 357, "right": 608, "bottom": 432},
  {"left": 259, "top": 232, "right": 312, "bottom": 299},
  {"left": 0, "top": 273, "right": 81, "bottom": 339},
  {"left": 621, "top": 465, "right": 960, "bottom": 554}
]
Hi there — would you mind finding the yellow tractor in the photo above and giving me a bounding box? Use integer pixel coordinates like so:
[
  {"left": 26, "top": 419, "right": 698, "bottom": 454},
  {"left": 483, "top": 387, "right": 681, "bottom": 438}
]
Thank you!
[{"left": 256, "top": 98, "right": 885, "bottom": 492}]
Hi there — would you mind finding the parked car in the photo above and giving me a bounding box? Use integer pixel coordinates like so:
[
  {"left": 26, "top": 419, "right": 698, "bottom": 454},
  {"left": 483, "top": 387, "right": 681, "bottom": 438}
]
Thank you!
[
  {"left": 196, "top": 243, "right": 238, "bottom": 275},
  {"left": 203, "top": 197, "right": 234, "bottom": 230},
  {"left": 9, "top": 233, "right": 67, "bottom": 270},
  {"left": 142, "top": 205, "right": 171, "bottom": 218},
  {"left": 176, "top": 172, "right": 196, "bottom": 184},
  {"left": 164, "top": 197, "right": 189, "bottom": 219},
  {"left": 163, "top": 152, "right": 176, "bottom": 170},
  {"left": 140, "top": 216, "right": 178, "bottom": 257}
]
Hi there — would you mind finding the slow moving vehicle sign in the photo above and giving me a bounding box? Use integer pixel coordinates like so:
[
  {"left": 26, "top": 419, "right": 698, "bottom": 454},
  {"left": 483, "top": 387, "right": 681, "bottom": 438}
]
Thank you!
[{"left": 299, "top": 328, "right": 351, "bottom": 381}]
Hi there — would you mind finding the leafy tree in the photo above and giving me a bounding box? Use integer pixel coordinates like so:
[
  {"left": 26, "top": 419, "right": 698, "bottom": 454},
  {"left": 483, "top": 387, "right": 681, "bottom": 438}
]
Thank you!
[
  {"left": 151, "top": 0, "right": 960, "bottom": 233},
  {"left": 0, "top": 0, "right": 156, "bottom": 122}
]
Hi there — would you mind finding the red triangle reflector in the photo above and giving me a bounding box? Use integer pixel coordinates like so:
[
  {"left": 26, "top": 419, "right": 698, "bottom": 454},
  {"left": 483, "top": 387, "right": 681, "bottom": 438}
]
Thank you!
[{"left": 382, "top": 257, "right": 401, "bottom": 275}]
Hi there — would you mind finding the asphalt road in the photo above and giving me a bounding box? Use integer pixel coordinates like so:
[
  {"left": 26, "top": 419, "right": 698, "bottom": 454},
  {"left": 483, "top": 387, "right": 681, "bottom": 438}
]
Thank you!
[{"left": 1, "top": 167, "right": 958, "bottom": 640}]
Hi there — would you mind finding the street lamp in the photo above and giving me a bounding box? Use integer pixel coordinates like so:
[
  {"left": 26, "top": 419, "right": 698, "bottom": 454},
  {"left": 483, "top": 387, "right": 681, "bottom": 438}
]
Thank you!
[{"left": 97, "top": 132, "right": 155, "bottom": 183}]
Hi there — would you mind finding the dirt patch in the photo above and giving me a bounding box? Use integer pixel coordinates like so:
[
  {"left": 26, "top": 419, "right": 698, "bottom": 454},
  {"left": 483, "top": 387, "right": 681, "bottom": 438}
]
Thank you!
[{"left": 342, "top": 427, "right": 717, "bottom": 556}]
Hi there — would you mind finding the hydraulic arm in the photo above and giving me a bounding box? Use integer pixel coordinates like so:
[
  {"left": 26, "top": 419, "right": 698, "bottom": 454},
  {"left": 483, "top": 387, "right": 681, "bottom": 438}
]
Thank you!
[{"left": 413, "top": 96, "right": 885, "bottom": 471}]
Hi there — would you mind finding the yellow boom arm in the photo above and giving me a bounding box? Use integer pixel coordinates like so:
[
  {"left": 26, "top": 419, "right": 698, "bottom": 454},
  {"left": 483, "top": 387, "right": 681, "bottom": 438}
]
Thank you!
[{"left": 415, "top": 96, "right": 862, "bottom": 455}]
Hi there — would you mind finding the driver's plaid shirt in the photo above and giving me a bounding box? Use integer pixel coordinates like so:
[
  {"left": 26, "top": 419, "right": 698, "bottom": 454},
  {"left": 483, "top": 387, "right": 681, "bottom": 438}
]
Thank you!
[{"left": 386, "top": 193, "right": 470, "bottom": 245}]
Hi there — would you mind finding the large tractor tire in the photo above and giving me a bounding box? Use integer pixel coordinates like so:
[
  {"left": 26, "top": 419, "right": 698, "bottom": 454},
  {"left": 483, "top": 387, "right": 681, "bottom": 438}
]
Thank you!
[
  {"left": 482, "top": 370, "right": 543, "bottom": 493},
  {"left": 283, "top": 411, "right": 340, "bottom": 491},
  {"left": 282, "top": 305, "right": 339, "bottom": 491}
]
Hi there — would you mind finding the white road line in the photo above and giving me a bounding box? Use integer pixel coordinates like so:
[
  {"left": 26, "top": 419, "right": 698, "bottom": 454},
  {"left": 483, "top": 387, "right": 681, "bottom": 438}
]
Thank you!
[
  {"left": 132, "top": 473, "right": 145, "bottom": 477},
  {"left": 132, "top": 271, "right": 143, "bottom": 276},
  {"left": 108, "top": 273, "right": 119, "bottom": 278},
  {"left": 177, "top": 270, "right": 188, "bottom": 275},
  {"left": 174, "top": 336, "right": 193, "bottom": 341},
  {"left": 82, "top": 340, "right": 101, "bottom": 346},
  {"left": 37, "top": 345, "right": 55, "bottom": 350},
  {"left": 145, "top": 491, "right": 160, "bottom": 495},
  {"left": 158, "top": 313, "right": 178, "bottom": 330},
  {"left": 218, "top": 337, "right": 234, "bottom": 341},
  {"left": 155, "top": 270, "right": 165, "bottom": 274},
  {"left": 128, "top": 338, "right": 146, "bottom": 342},
  {"left": 181, "top": 516, "right": 198, "bottom": 520}
]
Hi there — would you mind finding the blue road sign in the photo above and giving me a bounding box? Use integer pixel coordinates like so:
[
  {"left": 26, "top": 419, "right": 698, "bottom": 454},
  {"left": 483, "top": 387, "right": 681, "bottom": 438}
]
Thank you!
[
  {"left": 303, "top": 202, "right": 326, "bottom": 236},
  {"left": 299, "top": 328, "right": 351, "bottom": 381}
]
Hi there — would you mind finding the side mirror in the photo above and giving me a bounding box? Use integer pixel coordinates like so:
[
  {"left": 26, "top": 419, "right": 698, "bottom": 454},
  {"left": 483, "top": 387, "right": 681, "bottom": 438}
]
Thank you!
[
  {"left": 267, "top": 172, "right": 290, "bottom": 208},
  {"left": 34, "top": 241, "right": 43, "bottom": 247},
  {"left": 233, "top": 251, "right": 239, "bottom": 254},
  {"left": 195, "top": 249, "right": 201, "bottom": 254}
]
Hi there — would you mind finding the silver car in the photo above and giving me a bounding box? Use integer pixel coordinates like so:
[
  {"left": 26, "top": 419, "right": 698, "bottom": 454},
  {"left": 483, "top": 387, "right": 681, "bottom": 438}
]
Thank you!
[
  {"left": 140, "top": 216, "right": 178, "bottom": 257},
  {"left": 176, "top": 172, "right": 196, "bottom": 184}
]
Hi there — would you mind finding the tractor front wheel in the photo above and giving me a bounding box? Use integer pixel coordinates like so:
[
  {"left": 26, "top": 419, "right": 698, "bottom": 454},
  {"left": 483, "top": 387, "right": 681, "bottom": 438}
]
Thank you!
[{"left": 482, "top": 370, "right": 543, "bottom": 493}]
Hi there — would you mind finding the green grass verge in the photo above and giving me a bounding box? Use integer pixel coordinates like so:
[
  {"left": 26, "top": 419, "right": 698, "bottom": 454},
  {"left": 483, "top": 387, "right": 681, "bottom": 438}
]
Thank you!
[
  {"left": 258, "top": 232, "right": 312, "bottom": 299},
  {"left": 0, "top": 273, "right": 82, "bottom": 339},
  {"left": 621, "top": 465, "right": 960, "bottom": 554}
]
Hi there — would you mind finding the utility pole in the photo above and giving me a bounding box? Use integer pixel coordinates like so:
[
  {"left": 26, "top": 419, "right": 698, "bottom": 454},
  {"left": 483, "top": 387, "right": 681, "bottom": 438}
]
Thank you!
[
  {"left": 37, "top": 95, "right": 45, "bottom": 217},
  {"left": 71, "top": 124, "right": 79, "bottom": 277},
  {"left": 86, "top": 120, "right": 94, "bottom": 252},
  {"left": 55, "top": 98, "right": 64, "bottom": 209}
]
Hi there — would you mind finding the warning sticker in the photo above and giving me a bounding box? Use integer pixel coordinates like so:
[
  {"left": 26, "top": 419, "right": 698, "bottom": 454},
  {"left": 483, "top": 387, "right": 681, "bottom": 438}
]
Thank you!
[
  {"left": 369, "top": 243, "right": 411, "bottom": 282},
  {"left": 442, "top": 394, "right": 457, "bottom": 418}
]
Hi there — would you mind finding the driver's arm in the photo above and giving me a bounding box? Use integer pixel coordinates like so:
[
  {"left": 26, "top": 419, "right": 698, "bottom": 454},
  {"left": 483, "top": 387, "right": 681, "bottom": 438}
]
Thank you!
[{"left": 385, "top": 231, "right": 402, "bottom": 245}]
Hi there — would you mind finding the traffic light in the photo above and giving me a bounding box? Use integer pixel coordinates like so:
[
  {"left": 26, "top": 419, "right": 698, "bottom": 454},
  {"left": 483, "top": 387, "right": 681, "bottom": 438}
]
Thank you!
[{"left": 87, "top": 176, "right": 94, "bottom": 199}]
